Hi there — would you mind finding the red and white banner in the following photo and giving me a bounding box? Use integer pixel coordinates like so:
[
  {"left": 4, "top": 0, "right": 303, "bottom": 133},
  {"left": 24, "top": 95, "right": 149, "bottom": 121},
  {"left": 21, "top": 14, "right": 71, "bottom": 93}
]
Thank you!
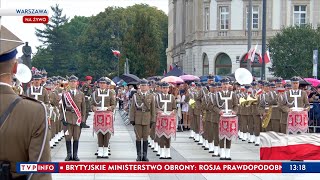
[
  {"left": 260, "top": 131, "right": 320, "bottom": 160},
  {"left": 93, "top": 111, "right": 114, "bottom": 135},
  {"left": 156, "top": 111, "right": 176, "bottom": 138},
  {"left": 219, "top": 116, "right": 238, "bottom": 141},
  {"left": 287, "top": 110, "right": 308, "bottom": 134},
  {"left": 65, "top": 92, "right": 82, "bottom": 126}
]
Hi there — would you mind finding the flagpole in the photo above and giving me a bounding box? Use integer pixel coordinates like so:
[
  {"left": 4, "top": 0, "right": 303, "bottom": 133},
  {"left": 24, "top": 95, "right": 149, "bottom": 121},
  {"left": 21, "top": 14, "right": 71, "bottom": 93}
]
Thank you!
[
  {"left": 261, "top": 0, "right": 267, "bottom": 80},
  {"left": 247, "top": 0, "right": 252, "bottom": 72}
]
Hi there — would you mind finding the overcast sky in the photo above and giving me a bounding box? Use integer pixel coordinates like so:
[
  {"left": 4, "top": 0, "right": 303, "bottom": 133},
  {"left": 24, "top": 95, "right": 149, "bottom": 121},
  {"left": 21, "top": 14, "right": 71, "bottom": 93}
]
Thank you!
[{"left": 1, "top": 0, "right": 168, "bottom": 57}]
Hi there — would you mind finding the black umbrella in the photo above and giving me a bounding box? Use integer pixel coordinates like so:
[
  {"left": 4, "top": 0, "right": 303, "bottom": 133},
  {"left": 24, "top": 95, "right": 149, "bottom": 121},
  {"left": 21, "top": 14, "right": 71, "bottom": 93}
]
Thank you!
[
  {"left": 112, "top": 76, "right": 122, "bottom": 84},
  {"left": 120, "top": 74, "right": 140, "bottom": 83}
]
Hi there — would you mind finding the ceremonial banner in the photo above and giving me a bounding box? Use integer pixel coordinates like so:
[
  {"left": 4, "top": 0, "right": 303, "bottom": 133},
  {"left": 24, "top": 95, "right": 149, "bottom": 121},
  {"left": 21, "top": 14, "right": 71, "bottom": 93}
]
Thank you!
[
  {"left": 64, "top": 92, "right": 82, "bottom": 126},
  {"left": 260, "top": 131, "right": 320, "bottom": 160},
  {"left": 93, "top": 111, "right": 114, "bottom": 135},
  {"left": 219, "top": 116, "right": 238, "bottom": 141},
  {"left": 156, "top": 111, "right": 176, "bottom": 138},
  {"left": 287, "top": 110, "right": 308, "bottom": 134}
]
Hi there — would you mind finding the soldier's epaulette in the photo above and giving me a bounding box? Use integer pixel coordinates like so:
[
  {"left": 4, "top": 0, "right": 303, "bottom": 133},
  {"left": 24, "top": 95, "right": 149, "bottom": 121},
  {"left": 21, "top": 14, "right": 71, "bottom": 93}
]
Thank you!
[{"left": 19, "top": 94, "right": 42, "bottom": 103}]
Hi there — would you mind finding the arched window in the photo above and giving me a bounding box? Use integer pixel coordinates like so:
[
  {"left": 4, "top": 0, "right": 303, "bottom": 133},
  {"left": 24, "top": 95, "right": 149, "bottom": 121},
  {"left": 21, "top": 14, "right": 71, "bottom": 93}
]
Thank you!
[
  {"left": 203, "top": 53, "right": 209, "bottom": 75},
  {"left": 240, "top": 53, "right": 262, "bottom": 78},
  {"left": 215, "top": 53, "right": 232, "bottom": 75}
]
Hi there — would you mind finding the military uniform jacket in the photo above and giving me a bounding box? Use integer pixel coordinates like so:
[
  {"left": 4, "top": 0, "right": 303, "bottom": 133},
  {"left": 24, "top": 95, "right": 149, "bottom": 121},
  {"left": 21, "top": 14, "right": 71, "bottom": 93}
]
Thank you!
[
  {"left": 26, "top": 86, "right": 49, "bottom": 104},
  {"left": 214, "top": 90, "right": 238, "bottom": 115},
  {"left": 91, "top": 88, "right": 116, "bottom": 111},
  {"left": 251, "top": 89, "right": 260, "bottom": 115},
  {"left": 81, "top": 83, "right": 92, "bottom": 97},
  {"left": 257, "top": 91, "right": 272, "bottom": 115},
  {"left": 185, "top": 89, "right": 202, "bottom": 115},
  {"left": 130, "top": 91, "right": 156, "bottom": 125},
  {"left": 206, "top": 92, "right": 219, "bottom": 123},
  {"left": 61, "top": 89, "right": 86, "bottom": 125},
  {"left": 278, "top": 89, "right": 310, "bottom": 113},
  {"left": 0, "top": 84, "right": 52, "bottom": 180},
  {"left": 268, "top": 91, "right": 281, "bottom": 119},
  {"left": 48, "top": 89, "right": 60, "bottom": 107},
  {"left": 240, "top": 93, "right": 252, "bottom": 116},
  {"left": 156, "top": 93, "right": 176, "bottom": 112}
]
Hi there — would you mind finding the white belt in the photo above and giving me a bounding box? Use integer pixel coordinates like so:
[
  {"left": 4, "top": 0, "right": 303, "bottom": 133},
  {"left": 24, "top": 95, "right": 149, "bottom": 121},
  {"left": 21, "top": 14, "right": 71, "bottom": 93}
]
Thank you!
[
  {"left": 96, "top": 107, "right": 109, "bottom": 111},
  {"left": 272, "top": 105, "right": 278, "bottom": 108}
]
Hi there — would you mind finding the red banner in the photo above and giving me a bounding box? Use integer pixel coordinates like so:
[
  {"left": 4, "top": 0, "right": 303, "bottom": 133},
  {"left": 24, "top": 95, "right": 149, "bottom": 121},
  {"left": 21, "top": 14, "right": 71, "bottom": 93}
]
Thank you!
[
  {"left": 64, "top": 92, "right": 82, "bottom": 126},
  {"left": 156, "top": 111, "right": 176, "bottom": 138},
  {"left": 219, "top": 116, "right": 238, "bottom": 141},
  {"left": 287, "top": 110, "right": 308, "bottom": 134},
  {"left": 93, "top": 111, "right": 114, "bottom": 135}
]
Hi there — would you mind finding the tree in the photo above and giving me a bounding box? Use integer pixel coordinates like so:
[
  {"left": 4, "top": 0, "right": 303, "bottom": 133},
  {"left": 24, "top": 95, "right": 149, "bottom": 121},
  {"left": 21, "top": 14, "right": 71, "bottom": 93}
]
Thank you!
[
  {"left": 33, "top": 4, "right": 69, "bottom": 76},
  {"left": 269, "top": 25, "right": 320, "bottom": 78}
]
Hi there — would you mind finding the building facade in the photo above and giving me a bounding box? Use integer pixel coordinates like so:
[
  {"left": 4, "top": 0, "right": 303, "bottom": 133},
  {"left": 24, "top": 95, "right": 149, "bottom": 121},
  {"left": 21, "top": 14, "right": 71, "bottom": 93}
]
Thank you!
[{"left": 166, "top": 0, "right": 320, "bottom": 78}]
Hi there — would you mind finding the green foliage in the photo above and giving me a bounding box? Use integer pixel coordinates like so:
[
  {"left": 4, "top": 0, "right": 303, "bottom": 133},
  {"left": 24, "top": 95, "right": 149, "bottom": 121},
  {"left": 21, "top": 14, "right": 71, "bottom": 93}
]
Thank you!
[
  {"left": 269, "top": 25, "right": 320, "bottom": 78},
  {"left": 32, "top": 4, "right": 168, "bottom": 80}
]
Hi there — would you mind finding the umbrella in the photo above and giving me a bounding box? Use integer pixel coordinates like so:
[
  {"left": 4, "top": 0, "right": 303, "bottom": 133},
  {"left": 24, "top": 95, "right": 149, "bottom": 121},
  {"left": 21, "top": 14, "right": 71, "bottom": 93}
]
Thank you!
[
  {"left": 179, "top": 75, "right": 200, "bottom": 81},
  {"left": 104, "top": 77, "right": 116, "bottom": 86},
  {"left": 120, "top": 74, "right": 140, "bottom": 83},
  {"left": 112, "top": 76, "right": 122, "bottom": 84},
  {"left": 304, "top": 78, "right": 320, "bottom": 87},
  {"left": 165, "top": 66, "right": 185, "bottom": 77},
  {"left": 199, "top": 75, "right": 222, "bottom": 82},
  {"left": 161, "top": 76, "right": 184, "bottom": 84}
]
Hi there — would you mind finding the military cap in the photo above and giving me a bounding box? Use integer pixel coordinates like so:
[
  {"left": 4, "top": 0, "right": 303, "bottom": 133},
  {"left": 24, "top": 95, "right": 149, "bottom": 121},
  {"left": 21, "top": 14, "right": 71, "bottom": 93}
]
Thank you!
[
  {"left": 140, "top": 79, "right": 148, "bottom": 85},
  {"left": 251, "top": 81, "right": 258, "bottom": 86},
  {"left": 98, "top": 77, "right": 111, "bottom": 84},
  {"left": 85, "top": 76, "right": 93, "bottom": 80},
  {"left": 196, "top": 82, "right": 202, "bottom": 87},
  {"left": 207, "top": 75, "right": 214, "bottom": 80},
  {"left": 285, "top": 83, "right": 292, "bottom": 88},
  {"left": 32, "top": 73, "right": 42, "bottom": 80},
  {"left": 201, "top": 82, "right": 207, "bottom": 87},
  {"left": 270, "top": 82, "right": 276, "bottom": 87},
  {"left": 0, "top": 26, "right": 24, "bottom": 63},
  {"left": 220, "top": 78, "right": 230, "bottom": 84},
  {"left": 291, "top": 76, "right": 300, "bottom": 83},
  {"left": 262, "top": 81, "right": 269, "bottom": 86},
  {"left": 216, "top": 82, "right": 222, "bottom": 87},
  {"left": 209, "top": 82, "right": 216, "bottom": 87},
  {"left": 156, "top": 81, "right": 161, "bottom": 87},
  {"left": 68, "top": 75, "right": 78, "bottom": 81},
  {"left": 161, "top": 82, "right": 170, "bottom": 87},
  {"left": 244, "top": 84, "right": 251, "bottom": 89},
  {"left": 275, "top": 77, "right": 283, "bottom": 84},
  {"left": 45, "top": 80, "right": 52, "bottom": 86}
]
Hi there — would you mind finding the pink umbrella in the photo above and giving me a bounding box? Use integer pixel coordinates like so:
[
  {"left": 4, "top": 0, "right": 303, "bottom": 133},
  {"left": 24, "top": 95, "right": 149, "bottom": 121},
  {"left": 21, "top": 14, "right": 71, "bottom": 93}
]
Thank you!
[
  {"left": 304, "top": 78, "right": 320, "bottom": 87},
  {"left": 179, "top": 75, "right": 200, "bottom": 81},
  {"left": 161, "top": 76, "right": 184, "bottom": 84}
]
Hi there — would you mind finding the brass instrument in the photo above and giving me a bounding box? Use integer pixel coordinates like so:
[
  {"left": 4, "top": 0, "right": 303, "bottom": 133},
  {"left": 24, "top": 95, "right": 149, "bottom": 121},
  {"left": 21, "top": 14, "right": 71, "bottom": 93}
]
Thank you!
[
  {"left": 261, "top": 107, "right": 273, "bottom": 128},
  {"left": 239, "top": 96, "right": 258, "bottom": 106}
]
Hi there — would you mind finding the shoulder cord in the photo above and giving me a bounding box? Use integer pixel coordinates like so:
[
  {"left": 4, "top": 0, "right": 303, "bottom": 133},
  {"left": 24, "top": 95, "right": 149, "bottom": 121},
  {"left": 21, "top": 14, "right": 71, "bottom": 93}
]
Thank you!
[
  {"left": 285, "top": 91, "right": 295, "bottom": 105},
  {"left": 216, "top": 92, "right": 225, "bottom": 108},
  {"left": 134, "top": 94, "right": 144, "bottom": 108}
]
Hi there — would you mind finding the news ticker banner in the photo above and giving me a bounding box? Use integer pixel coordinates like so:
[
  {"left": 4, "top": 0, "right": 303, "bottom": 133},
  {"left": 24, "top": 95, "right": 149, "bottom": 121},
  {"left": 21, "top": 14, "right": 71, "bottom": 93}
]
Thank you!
[
  {"left": 16, "top": 162, "right": 320, "bottom": 174},
  {"left": 0, "top": 8, "right": 49, "bottom": 23}
]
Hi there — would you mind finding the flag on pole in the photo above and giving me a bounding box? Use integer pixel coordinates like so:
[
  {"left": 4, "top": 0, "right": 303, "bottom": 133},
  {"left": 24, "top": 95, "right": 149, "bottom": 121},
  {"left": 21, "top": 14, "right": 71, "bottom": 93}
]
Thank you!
[
  {"left": 250, "top": 44, "right": 258, "bottom": 62},
  {"left": 264, "top": 50, "right": 271, "bottom": 64},
  {"left": 169, "top": 65, "right": 173, "bottom": 71},
  {"left": 257, "top": 50, "right": 263, "bottom": 64},
  {"left": 111, "top": 49, "right": 121, "bottom": 58}
]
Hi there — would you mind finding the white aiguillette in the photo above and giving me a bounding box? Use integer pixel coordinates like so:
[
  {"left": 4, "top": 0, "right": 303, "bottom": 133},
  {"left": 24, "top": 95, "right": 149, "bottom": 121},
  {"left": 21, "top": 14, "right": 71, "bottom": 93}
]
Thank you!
[
  {"left": 219, "top": 91, "right": 236, "bottom": 117},
  {"left": 289, "top": 90, "right": 302, "bottom": 111},
  {"left": 159, "top": 94, "right": 172, "bottom": 115},
  {"left": 30, "top": 86, "right": 43, "bottom": 100},
  {"left": 97, "top": 89, "right": 109, "bottom": 111}
]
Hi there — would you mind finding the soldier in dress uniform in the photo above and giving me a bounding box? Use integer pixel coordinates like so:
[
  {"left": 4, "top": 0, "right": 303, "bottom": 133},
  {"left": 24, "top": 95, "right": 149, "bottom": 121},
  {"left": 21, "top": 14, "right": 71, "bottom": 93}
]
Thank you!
[
  {"left": 0, "top": 26, "right": 52, "bottom": 179},
  {"left": 81, "top": 75, "right": 93, "bottom": 128},
  {"left": 91, "top": 77, "right": 116, "bottom": 158},
  {"left": 130, "top": 79, "right": 156, "bottom": 161},
  {"left": 275, "top": 77, "right": 283, "bottom": 88},
  {"left": 258, "top": 81, "right": 272, "bottom": 132},
  {"left": 156, "top": 82, "right": 176, "bottom": 159},
  {"left": 200, "top": 82, "right": 208, "bottom": 149},
  {"left": 193, "top": 83, "right": 202, "bottom": 143},
  {"left": 245, "top": 84, "right": 255, "bottom": 143},
  {"left": 185, "top": 82, "right": 196, "bottom": 139},
  {"left": 250, "top": 81, "right": 261, "bottom": 146},
  {"left": 26, "top": 73, "right": 49, "bottom": 103},
  {"left": 268, "top": 82, "right": 281, "bottom": 132},
  {"left": 153, "top": 82, "right": 162, "bottom": 155},
  {"left": 278, "top": 77, "right": 310, "bottom": 134},
  {"left": 41, "top": 69, "right": 48, "bottom": 86},
  {"left": 207, "top": 83, "right": 219, "bottom": 155},
  {"left": 61, "top": 75, "right": 86, "bottom": 161},
  {"left": 239, "top": 85, "right": 250, "bottom": 142},
  {"left": 214, "top": 78, "right": 238, "bottom": 160}
]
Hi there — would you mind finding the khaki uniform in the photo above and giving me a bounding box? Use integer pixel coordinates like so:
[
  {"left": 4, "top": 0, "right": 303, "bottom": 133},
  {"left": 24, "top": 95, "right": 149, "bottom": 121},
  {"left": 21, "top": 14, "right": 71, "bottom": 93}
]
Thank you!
[
  {"left": 91, "top": 89, "right": 116, "bottom": 147},
  {"left": 278, "top": 90, "right": 310, "bottom": 134},
  {"left": 206, "top": 92, "right": 219, "bottom": 145},
  {"left": 0, "top": 85, "right": 52, "bottom": 180},
  {"left": 81, "top": 83, "right": 92, "bottom": 122},
  {"left": 48, "top": 89, "right": 60, "bottom": 140},
  {"left": 62, "top": 90, "right": 86, "bottom": 141},
  {"left": 156, "top": 93, "right": 176, "bottom": 148},
  {"left": 214, "top": 91, "right": 238, "bottom": 149},
  {"left": 130, "top": 92, "right": 156, "bottom": 140},
  {"left": 26, "top": 86, "right": 49, "bottom": 104},
  {"left": 201, "top": 88, "right": 209, "bottom": 143},
  {"left": 269, "top": 91, "right": 281, "bottom": 132},
  {"left": 150, "top": 91, "right": 159, "bottom": 141}
]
